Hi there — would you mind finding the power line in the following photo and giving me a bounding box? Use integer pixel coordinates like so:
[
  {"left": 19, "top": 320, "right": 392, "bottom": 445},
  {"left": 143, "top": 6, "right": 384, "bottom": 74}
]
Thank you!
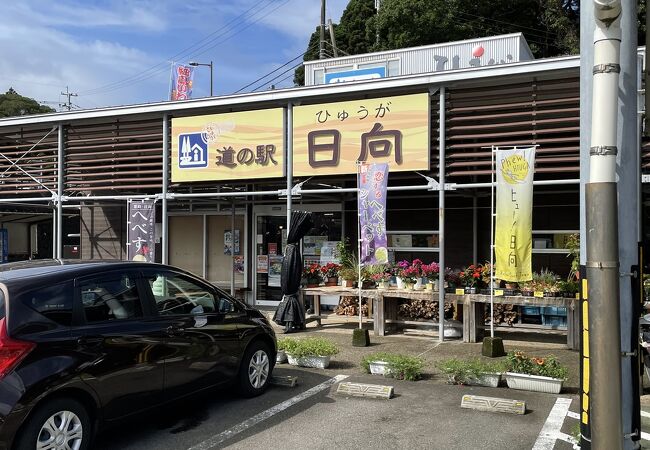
[
  {"left": 79, "top": 0, "right": 275, "bottom": 95},
  {"left": 81, "top": 0, "right": 293, "bottom": 97},
  {"left": 59, "top": 86, "right": 78, "bottom": 111}
]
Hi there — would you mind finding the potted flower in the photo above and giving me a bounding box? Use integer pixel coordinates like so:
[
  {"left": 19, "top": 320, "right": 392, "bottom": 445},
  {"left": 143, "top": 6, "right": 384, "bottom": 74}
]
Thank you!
[
  {"left": 336, "top": 240, "right": 356, "bottom": 287},
  {"left": 481, "top": 262, "right": 499, "bottom": 290},
  {"left": 320, "top": 263, "right": 341, "bottom": 286},
  {"left": 411, "top": 259, "right": 425, "bottom": 289},
  {"left": 519, "top": 279, "right": 535, "bottom": 297},
  {"left": 398, "top": 263, "right": 419, "bottom": 290},
  {"left": 361, "top": 352, "right": 424, "bottom": 381},
  {"left": 395, "top": 260, "right": 410, "bottom": 289},
  {"left": 437, "top": 358, "right": 505, "bottom": 388},
  {"left": 421, "top": 262, "right": 440, "bottom": 291},
  {"left": 504, "top": 351, "right": 568, "bottom": 394},
  {"left": 372, "top": 271, "right": 392, "bottom": 290},
  {"left": 459, "top": 264, "right": 482, "bottom": 294},
  {"left": 444, "top": 268, "right": 460, "bottom": 292},
  {"left": 285, "top": 337, "right": 339, "bottom": 369},
  {"left": 303, "top": 263, "right": 322, "bottom": 288}
]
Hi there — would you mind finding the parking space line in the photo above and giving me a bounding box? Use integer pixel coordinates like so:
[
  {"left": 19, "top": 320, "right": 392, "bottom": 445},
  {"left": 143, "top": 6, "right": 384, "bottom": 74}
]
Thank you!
[
  {"left": 567, "top": 411, "right": 580, "bottom": 420},
  {"left": 532, "top": 397, "right": 573, "bottom": 450},
  {"left": 641, "top": 410, "right": 650, "bottom": 418},
  {"left": 187, "top": 374, "right": 349, "bottom": 450}
]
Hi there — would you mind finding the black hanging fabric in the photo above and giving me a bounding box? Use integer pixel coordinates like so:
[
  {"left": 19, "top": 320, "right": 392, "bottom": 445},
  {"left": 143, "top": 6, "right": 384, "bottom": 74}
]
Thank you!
[{"left": 273, "top": 211, "right": 314, "bottom": 331}]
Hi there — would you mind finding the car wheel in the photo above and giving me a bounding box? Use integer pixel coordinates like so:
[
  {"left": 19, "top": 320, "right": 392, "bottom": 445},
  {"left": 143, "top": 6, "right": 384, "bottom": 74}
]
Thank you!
[
  {"left": 15, "top": 398, "right": 91, "bottom": 450},
  {"left": 239, "top": 340, "right": 273, "bottom": 397}
]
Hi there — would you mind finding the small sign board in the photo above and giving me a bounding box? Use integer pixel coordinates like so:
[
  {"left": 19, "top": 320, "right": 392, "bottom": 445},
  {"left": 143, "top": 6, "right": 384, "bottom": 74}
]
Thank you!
[{"left": 325, "top": 66, "right": 386, "bottom": 84}]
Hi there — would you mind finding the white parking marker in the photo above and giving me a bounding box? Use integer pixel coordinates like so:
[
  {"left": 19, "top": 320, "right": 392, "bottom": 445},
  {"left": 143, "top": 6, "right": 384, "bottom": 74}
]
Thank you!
[
  {"left": 187, "top": 374, "right": 349, "bottom": 450},
  {"left": 641, "top": 410, "right": 650, "bottom": 419},
  {"left": 567, "top": 411, "right": 580, "bottom": 420},
  {"left": 532, "top": 397, "right": 573, "bottom": 450}
]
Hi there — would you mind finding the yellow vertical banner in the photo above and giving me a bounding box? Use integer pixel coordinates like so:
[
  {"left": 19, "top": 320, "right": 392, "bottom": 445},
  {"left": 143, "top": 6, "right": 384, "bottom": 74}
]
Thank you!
[{"left": 494, "top": 147, "right": 535, "bottom": 282}]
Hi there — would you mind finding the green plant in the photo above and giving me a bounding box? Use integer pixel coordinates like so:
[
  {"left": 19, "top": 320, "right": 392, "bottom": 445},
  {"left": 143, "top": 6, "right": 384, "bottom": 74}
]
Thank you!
[
  {"left": 437, "top": 358, "right": 505, "bottom": 385},
  {"left": 565, "top": 233, "right": 580, "bottom": 281},
  {"left": 505, "top": 351, "right": 568, "bottom": 380},
  {"left": 277, "top": 337, "right": 298, "bottom": 353},
  {"left": 361, "top": 352, "right": 425, "bottom": 381},
  {"left": 336, "top": 238, "right": 353, "bottom": 269},
  {"left": 285, "top": 337, "right": 339, "bottom": 358}
]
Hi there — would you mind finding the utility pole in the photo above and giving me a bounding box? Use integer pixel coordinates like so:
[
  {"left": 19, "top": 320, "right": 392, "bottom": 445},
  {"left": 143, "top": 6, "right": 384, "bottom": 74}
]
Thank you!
[
  {"left": 319, "top": 0, "right": 326, "bottom": 59},
  {"left": 59, "top": 86, "right": 77, "bottom": 111},
  {"left": 328, "top": 19, "right": 338, "bottom": 57}
]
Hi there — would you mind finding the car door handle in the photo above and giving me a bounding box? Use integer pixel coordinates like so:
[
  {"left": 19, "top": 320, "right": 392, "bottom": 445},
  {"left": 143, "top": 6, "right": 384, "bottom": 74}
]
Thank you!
[
  {"left": 166, "top": 326, "right": 185, "bottom": 336},
  {"left": 77, "top": 336, "right": 103, "bottom": 347}
]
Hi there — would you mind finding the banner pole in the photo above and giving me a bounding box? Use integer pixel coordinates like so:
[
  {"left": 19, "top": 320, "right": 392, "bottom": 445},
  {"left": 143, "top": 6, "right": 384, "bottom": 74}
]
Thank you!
[
  {"left": 490, "top": 146, "right": 496, "bottom": 338},
  {"left": 357, "top": 162, "right": 363, "bottom": 330}
]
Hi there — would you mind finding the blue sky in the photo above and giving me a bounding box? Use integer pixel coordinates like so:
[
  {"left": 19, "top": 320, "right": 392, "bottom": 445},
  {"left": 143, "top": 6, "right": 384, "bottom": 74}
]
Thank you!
[{"left": 0, "top": 0, "right": 349, "bottom": 110}]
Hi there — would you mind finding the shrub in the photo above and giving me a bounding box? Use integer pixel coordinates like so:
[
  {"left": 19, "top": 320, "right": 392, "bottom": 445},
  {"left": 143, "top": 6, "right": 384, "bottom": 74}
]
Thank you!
[
  {"left": 277, "top": 337, "right": 297, "bottom": 353},
  {"left": 285, "top": 337, "right": 339, "bottom": 358},
  {"left": 437, "top": 358, "right": 505, "bottom": 385},
  {"left": 361, "top": 352, "right": 425, "bottom": 381},
  {"left": 505, "top": 351, "right": 568, "bottom": 380}
]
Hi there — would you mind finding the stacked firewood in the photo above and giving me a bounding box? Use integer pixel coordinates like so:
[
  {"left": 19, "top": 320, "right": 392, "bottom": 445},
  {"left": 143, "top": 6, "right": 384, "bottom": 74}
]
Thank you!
[
  {"left": 484, "top": 303, "right": 518, "bottom": 326},
  {"left": 334, "top": 296, "right": 369, "bottom": 317},
  {"left": 398, "top": 299, "right": 454, "bottom": 321}
]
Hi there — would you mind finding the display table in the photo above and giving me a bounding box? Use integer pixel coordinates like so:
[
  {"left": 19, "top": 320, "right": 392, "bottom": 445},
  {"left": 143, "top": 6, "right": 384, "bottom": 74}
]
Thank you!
[{"left": 300, "top": 287, "right": 579, "bottom": 349}]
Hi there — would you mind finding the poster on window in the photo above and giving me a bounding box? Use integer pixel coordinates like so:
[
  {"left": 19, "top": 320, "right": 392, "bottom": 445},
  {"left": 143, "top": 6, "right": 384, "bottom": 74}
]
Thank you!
[
  {"left": 495, "top": 147, "right": 535, "bottom": 282},
  {"left": 256, "top": 255, "right": 269, "bottom": 273},
  {"left": 268, "top": 256, "right": 283, "bottom": 287},
  {"left": 127, "top": 199, "right": 156, "bottom": 262},
  {"left": 224, "top": 229, "right": 240, "bottom": 255},
  {"left": 358, "top": 162, "right": 389, "bottom": 265},
  {"left": 233, "top": 255, "right": 245, "bottom": 274}
]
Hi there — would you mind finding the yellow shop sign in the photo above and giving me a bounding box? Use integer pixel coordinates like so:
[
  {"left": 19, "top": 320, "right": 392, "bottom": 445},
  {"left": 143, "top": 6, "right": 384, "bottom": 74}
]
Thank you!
[
  {"left": 292, "top": 93, "right": 430, "bottom": 176},
  {"left": 171, "top": 108, "right": 285, "bottom": 182}
]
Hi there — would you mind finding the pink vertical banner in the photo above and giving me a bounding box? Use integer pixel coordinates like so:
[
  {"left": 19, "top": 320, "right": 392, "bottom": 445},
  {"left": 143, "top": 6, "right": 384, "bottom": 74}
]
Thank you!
[
  {"left": 170, "top": 64, "right": 195, "bottom": 101},
  {"left": 357, "top": 162, "right": 389, "bottom": 265}
]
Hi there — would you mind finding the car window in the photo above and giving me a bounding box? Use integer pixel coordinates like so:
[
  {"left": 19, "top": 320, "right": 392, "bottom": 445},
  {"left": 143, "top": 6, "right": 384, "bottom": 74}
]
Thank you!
[
  {"left": 143, "top": 272, "right": 217, "bottom": 316},
  {"left": 23, "top": 282, "right": 73, "bottom": 326},
  {"left": 79, "top": 274, "right": 143, "bottom": 323}
]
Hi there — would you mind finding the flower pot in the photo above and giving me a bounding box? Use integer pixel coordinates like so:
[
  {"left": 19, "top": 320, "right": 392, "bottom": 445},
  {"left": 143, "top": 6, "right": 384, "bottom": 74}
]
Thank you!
[
  {"left": 287, "top": 354, "right": 331, "bottom": 369},
  {"left": 396, "top": 276, "right": 405, "bottom": 289},
  {"left": 276, "top": 350, "right": 287, "bottom": 364},
  {"left": 464, "top": 286, "right": 478, "bottom": 294},
  {"left": 369, "top": 360, "right": 392, "bottom": 376},
  {"left": 306, "top": 283, "right": 320, "bottom": 288},
  {"left": 343, "top": 279, "right": 355, "bottom": 288},
  {"left": 466, "top": 373, "right": 502, "bottom": 388},
  {"left": 504, "top": 372, "right": 564, "bottom": 394},
  {"left": 414, "top": 278, "right": 424, "bottom": 290},
  {"left": 362, "top": 280, "right": 376, "bottom": 289},
  {"left": 403, "top": 282, "right": 414, "bottom": 291},
  {"left": 377, "top": 281, "right": 390, "bottom": 290},
  {"left": 325, "top": 277, "right": 338, "bottom": 286},
  {"left": 425, "top": 282, "right": 433, "bottom": 291},
  {"left": 521, "top": 290, "right": 533, "bottom": 297}
]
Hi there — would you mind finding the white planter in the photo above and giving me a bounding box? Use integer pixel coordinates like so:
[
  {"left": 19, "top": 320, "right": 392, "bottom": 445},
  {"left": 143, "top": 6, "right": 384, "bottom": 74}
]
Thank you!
[
  {"left": 287, "top": 354, "right": 331, "bottom": 369},
  {"left": 369, "top": 360, "right": 392, "bottom": 375},
  {"left": 504, "top": 372, "right": 564, "bottom": 394},
  {"left": 466, "top": 373, "right": 502, "bottom": 388},
  {"left": 396, "top": 276, "right": 405, "bottom": 289},
  {"left": 276, "top": 350, "right": 287, "bottom": 364},
  {"left": 377, "top": 281, "right": 390, "bottom": 290},
  {"left": 414, "top": 278, "right": 424, "bottom": 290}
]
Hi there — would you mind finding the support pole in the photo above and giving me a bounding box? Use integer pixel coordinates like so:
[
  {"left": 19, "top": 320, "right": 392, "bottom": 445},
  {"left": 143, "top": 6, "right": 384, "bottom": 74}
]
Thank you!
[
  {"left": 490, "top": 146, "right": 495, "bottom": 338},
  {"left": 162, "top": 114, "right": 169, "bottom": 265},
  {"left": 202, "top": 214, "right": 207, "bottom": 278},
  {"left": 586, "top": 2, "right": 623, "bottom": 448},
  {"left": 286, "top": 103, "right": 293, "bottom": 233},
  {"left": 438, "top": 87, "right": 446, "bottom": 342},
  {"left": 319, "top": 0, "right": 326, "bottom": 59},
  {"left": 472, "top": 195, "right": 478, "bottom": 265},
  {"left": 56, "top": 124, "right": 64, "bottom": 259},
  {"left": 231, "top": 200, "right": 236, "bottom": 297}
]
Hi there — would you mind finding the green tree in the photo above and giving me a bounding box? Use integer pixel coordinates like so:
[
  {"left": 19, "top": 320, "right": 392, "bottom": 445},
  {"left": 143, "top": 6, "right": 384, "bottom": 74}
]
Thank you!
[
  {"left": 0, "top": 88, "right": 54, "bottom": 118},
  {"left": 294, "top": 0, "right": 376, "bottom": 85}
]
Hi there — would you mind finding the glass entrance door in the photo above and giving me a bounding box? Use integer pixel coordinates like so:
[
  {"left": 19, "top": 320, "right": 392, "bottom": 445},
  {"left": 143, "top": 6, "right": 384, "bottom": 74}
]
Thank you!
[
  {"left": 255, "top": 215, "right": 286, "bottom": 305},
  {"left": 253, "top": 204, "right": 343, "bottom": 306}
]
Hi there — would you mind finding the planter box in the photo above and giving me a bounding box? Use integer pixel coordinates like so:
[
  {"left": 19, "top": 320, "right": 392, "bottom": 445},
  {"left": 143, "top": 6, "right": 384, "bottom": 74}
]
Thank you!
[
  {"left": 287, "top": 354, "right": 331, "bottom": 369},
  {"left": 276, "top": 350, "right": 287, "bottom": 364},
  {"left": 369, "top": 360, "right": 391, "bottom": 376},
  {"left": 465, "top": 373, "right": 502, "bottom": 388},
  {"left": 504, "top": 372, "right": 564, "bottom": 394}
]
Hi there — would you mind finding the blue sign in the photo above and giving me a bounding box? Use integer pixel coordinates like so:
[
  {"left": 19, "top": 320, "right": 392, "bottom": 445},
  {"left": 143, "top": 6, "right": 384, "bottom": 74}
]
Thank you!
[
  {"left": 178, "top": 132, "right": 208, "bottom": 169},
  {"left": 324, "top": 66, "right": 386, "bottom": 84}
]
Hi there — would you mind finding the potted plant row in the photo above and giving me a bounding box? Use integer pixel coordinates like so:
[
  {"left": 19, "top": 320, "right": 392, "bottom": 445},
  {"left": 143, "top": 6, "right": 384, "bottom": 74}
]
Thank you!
[
  {"left": 437, "top": 358, "right": 505, "bottom": 388},
  {"left": 504, "top": 351, "right": 568, "bottom": 394},
  {"left": 361, "top": 352, "right": 425, "bottom": 381},
  {"left": 279, "top": 337, "right": 339, "bottom": 369}
]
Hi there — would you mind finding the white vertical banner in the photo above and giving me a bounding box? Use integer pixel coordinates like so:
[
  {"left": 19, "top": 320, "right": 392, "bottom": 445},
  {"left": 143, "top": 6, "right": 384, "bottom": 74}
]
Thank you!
[
  {"left": 126, "top": 199, "right": 156, "bottom": 262},
  {"left": 494, "top": 147, "right": 536, "bottom": 282}
]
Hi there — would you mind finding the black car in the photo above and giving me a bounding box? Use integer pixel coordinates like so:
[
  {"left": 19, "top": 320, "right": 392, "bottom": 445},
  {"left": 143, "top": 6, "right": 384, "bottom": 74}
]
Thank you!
[{"left": 0, "top": 260, "right": 276, "bottom": 450}]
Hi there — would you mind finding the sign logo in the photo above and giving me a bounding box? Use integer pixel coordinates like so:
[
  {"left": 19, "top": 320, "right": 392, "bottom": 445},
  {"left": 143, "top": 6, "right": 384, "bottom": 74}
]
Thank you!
[
  {"left": 325, "top": 66, "right": 386, "bottom": 84},
  {"left": 178, "top": 132, "right": 208, "bottom": 169},
  {"left": 500, "top": 154, "right": 530, "bottom": 185}
]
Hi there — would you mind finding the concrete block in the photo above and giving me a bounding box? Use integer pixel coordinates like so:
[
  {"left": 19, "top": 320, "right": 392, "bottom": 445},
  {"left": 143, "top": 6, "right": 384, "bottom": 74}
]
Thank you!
[
  {"left": 336, "top": 382, "right": 394, "bottom": 399},
  {"left": 461, "top": 395, "right": 526, "bottom": 415}
]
